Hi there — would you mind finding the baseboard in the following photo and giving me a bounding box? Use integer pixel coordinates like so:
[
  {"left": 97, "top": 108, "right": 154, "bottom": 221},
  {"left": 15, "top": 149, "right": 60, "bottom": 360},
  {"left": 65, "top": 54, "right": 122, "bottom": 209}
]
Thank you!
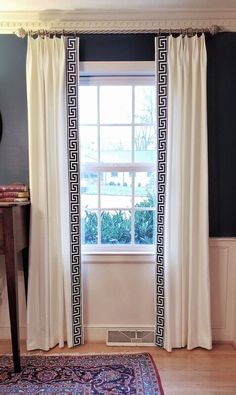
[
  {"left": 84, "top": 326, "right": 106, "bottom": 343},
  {"left": 212, "top": 328, "right": 235, "bottom": 342},
  {"left": 0, "top": 326, "right": 26, "bottom": 340},
  {"left": 0, "top": 324, "right": 153, "bottom": 343},
  {"left": 1, "top": 324, "right": 235, "bottom": 347},
  {"left": 212, "top": 340, "right": 234, "bottom": 345},
  {"left": 212, "top": 340, "right": 236, "bottom": 352}
]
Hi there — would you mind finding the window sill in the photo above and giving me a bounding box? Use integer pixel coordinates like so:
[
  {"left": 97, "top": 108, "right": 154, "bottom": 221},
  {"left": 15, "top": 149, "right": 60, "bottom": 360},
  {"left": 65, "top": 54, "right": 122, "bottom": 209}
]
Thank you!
[{"left": 81, "top": 251, "right": 155, "bottom": 263}]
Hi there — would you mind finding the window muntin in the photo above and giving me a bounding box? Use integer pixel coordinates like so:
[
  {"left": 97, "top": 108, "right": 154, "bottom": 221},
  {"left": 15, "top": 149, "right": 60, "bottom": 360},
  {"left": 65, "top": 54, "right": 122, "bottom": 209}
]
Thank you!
[{"left": 79, "top": 77, "right": 156, "bottom": 252}]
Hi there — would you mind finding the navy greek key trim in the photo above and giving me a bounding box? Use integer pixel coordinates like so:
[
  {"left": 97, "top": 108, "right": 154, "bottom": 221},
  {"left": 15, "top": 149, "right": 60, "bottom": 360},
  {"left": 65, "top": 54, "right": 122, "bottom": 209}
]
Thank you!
[
  {"left": 66, "top": 37, "right": 83, "bottom": 346},
  {"left": 155, "top": 36, "right": 167, "bottom": 347}
]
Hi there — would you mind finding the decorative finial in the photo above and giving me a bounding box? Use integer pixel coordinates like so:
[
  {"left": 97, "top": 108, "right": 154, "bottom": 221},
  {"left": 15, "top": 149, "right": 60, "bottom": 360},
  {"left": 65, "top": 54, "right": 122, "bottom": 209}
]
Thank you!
[
  {"left": 208, "top": 25, "right": 221, "bottom": 35},
  {"left": 15, "top": 28, "right": 27, "bottom": 38}
]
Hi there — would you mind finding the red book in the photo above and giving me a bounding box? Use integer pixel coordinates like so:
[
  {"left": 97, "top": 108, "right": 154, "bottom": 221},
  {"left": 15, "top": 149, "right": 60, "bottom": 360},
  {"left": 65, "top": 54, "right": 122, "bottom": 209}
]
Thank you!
[
  {"left": 0, "top": 183, "right": 29, "bottom": 192},
  {"left": 0, "top": 191, "right": 29, "bottom": 198},
  {"left": 0, "top": 197, "right": 29, "bottom": 202}
]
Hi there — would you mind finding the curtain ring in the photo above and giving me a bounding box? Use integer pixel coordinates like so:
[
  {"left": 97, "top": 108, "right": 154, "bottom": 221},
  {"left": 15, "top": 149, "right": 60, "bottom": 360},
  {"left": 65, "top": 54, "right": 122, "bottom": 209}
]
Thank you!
[{"left": 187, "top": 27, "right": 193, "bottom": 37}]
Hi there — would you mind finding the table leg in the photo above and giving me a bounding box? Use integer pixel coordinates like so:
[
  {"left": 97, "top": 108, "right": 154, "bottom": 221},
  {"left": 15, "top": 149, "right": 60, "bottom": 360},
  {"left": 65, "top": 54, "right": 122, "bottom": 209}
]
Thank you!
[{"left": 4, "top": 208, "right": 21, "bottom": 373}]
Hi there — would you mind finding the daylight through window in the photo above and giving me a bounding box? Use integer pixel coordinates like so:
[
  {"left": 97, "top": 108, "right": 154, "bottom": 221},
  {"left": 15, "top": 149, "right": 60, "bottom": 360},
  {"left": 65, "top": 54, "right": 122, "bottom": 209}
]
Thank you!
[{"left": 79, "top": 77, "right": 156, "bottom": 252}]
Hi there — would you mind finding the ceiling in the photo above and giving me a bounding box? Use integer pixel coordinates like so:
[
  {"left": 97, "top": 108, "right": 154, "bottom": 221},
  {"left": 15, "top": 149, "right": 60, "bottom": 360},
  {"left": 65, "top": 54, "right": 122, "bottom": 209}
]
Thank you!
[{"left": 1, "top": 0, "right": 236, "bottom": 12}]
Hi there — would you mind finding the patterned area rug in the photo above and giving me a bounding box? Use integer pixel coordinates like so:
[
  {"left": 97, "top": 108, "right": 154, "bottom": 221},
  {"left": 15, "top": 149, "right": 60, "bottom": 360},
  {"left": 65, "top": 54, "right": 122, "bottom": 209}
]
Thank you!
[{"left": 0, "top": 353, "right": 164, "bottom": 394}]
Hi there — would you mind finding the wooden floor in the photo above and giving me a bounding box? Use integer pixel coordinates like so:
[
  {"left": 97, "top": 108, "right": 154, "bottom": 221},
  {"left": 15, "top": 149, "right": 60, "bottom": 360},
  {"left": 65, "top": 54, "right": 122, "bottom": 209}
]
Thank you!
[{"left": 1, "top": 341, "right": 236, "bottom": 394}]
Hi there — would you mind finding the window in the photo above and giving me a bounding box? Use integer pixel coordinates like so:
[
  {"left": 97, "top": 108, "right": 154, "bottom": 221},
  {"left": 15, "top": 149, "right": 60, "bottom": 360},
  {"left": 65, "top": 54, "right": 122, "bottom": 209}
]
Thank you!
[{"left": 79, "top": 76, "right": 156, "bottom": 252}]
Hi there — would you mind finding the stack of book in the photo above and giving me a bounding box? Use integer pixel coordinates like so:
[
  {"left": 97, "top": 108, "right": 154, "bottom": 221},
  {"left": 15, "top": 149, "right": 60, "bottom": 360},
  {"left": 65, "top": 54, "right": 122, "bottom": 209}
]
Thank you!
[{"left": 0, "top": 183, "right": 30, "bottom": 204}]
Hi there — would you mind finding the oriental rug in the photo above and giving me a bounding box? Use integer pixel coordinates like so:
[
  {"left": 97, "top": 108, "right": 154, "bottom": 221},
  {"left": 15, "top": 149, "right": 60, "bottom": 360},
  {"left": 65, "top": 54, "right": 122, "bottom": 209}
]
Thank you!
[{"left": 0, "top": 353, "right": 164, "bottom": 394}]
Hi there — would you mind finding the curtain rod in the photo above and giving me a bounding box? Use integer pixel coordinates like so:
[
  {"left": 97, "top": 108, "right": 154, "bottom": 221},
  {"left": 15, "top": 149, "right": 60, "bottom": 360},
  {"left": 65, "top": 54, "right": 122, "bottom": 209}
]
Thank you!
[{"left": 16, "top": 24, "right": 221, "bottom": 38}]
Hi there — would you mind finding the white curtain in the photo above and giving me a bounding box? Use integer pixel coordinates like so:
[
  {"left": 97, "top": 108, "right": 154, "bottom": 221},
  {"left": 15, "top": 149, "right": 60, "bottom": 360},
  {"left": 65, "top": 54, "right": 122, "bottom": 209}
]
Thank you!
[
  {"left": 26, "top": 36, "right": 83, "bottom": 350},
  {"left": 155, "top": 34, "right": 212, "bottom": 351}
]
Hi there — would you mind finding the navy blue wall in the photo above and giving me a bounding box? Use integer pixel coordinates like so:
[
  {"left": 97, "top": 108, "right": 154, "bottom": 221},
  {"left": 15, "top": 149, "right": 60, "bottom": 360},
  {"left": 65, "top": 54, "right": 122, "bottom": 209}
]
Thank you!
[
  {"left": 79, "top": 34, "right": 155, "bottom": 61},
  {"left": 0, "top": 35, "right": 28, "bottom": 184},
  {"left": 207, "top": 33, "right": 236, "bottom": 236},
  {"left": 0, "top": 33, "right": 236, "bottom": 236}
]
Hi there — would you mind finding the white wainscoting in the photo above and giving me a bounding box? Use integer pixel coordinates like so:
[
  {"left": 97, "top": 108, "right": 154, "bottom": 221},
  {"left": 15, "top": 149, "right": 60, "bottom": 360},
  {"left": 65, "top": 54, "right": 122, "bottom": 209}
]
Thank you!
[
  {"left": 83, "top": 239, "right": 236, "bottom": 343},
  {"left": 209, "top": 239, "right": 236, "bottom": 343},
  {"left": 0, "top": 238, "right": 236, "bottom": 344}
]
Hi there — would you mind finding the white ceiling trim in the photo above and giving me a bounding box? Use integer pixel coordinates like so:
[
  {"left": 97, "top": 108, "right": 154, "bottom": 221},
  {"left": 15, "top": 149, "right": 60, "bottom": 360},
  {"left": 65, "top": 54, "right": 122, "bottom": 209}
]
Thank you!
[{"left": 0, "top": 10, "right": 236, "bottom": 34}]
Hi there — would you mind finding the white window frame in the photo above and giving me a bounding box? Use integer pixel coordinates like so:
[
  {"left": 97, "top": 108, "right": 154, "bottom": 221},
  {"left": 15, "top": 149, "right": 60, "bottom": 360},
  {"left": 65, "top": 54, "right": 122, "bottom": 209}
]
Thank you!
[{"left": 79, "top": 62, "right": 156, "bottom": 256}]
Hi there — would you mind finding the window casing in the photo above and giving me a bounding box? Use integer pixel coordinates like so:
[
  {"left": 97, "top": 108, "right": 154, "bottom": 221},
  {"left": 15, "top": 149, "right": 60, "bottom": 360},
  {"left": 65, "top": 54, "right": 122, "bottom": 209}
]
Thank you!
[{"left": 79, "top": 74, "right": 156, "bottom": 253}]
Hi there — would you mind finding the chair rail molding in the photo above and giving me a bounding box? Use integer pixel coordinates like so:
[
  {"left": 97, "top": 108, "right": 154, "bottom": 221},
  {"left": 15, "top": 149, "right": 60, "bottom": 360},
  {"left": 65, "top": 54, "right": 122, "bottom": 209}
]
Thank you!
[{"left": 0, "top": 10, "right": 236, "bottom": 34}]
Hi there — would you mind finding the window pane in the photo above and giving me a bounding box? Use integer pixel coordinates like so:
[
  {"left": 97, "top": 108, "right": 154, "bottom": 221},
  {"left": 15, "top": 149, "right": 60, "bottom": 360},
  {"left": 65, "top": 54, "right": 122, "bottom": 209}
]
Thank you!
[
  {"left": 79, "top": 79, "right": 156, "bottom": 251},
  {"left": 82, "top": 210, "right": 98, "bottom": 245},
  {"left": 79, "top": 86, "right": 97, "bottom": 124},
  {"left": 101, "top": 172, "right": 132, "bottom": 208},
  {"left": 80, "top": 126, "right": 97, "bottom": 162},
  {"left": 134, "top": 125, "right": 156, "bottom": 163},
  {"left": 135, "top": 172, "right": 156, "bottom": 207},
  {"left": 100, "top": 86, "right": 132, "bottom": 124},
  {"left": 135, "top": 210, "right": 154, "bottom": 244},
  {"left": 101, "top": 210, "right": 131, "bottom": 244},
  {"left": 100, "top": 126, "right": 132, "bottom": 162},
  {"left": 135, "top": 86, "right": 156, "bottom": 124},
  {"left": 81, "top": 172, "right": 98, "bottom": 209}
]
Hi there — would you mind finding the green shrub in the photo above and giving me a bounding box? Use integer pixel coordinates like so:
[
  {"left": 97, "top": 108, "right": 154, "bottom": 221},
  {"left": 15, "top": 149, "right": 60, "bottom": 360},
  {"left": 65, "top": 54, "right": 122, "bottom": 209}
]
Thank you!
[
  {"left": 82, "top": 211, "right": 98, "bottom": 244},
  {"left": 82, "top": 194, "right": 155, "bottom": 245},
  {"left": 101, "top": 210, "right": 131, "bottom": 244}
]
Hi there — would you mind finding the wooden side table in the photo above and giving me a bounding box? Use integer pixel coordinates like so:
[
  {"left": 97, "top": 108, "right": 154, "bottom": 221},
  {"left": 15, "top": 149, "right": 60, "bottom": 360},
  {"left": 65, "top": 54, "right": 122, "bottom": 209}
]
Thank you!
[{"left": 0, "top": 202, "right": 30, "bottom": 372}]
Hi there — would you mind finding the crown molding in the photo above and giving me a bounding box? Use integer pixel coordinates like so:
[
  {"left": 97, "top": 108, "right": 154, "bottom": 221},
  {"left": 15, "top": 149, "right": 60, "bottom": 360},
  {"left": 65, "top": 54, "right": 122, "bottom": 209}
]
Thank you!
[{"left": 0, "top": 10, "right": 236, "bottom": 34}]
